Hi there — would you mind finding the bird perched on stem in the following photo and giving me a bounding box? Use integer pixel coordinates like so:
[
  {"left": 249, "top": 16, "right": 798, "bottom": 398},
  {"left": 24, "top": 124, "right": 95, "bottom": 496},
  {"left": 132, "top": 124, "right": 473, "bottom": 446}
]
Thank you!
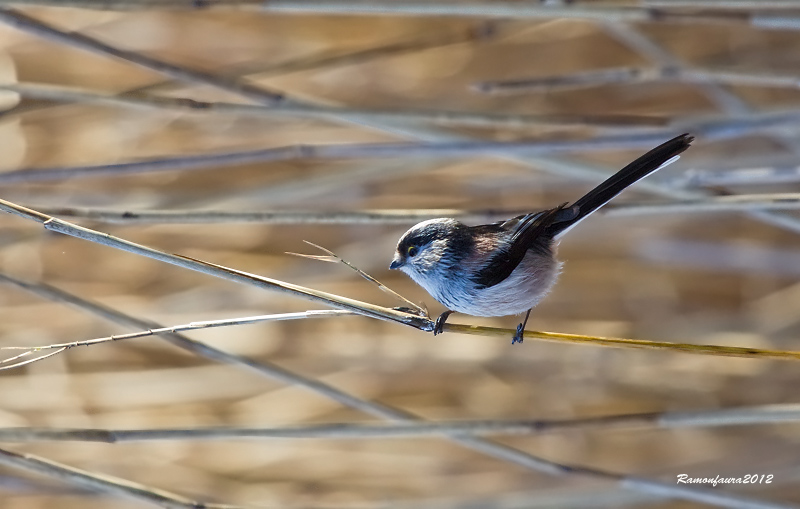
[{"left": 389, "top": 133, "right": 694, "bottom": 344}]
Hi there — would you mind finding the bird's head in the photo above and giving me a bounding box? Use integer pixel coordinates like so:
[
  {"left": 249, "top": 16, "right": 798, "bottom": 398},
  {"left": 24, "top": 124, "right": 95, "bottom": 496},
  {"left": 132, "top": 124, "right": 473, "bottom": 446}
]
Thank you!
[{"left": 390, "top": 218, "right": 462, "bottom": 283}]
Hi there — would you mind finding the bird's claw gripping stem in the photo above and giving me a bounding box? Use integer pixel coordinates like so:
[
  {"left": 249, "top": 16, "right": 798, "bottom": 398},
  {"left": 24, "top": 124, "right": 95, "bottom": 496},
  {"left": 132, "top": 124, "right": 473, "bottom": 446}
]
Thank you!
[
  {"left": 433, "top": 310, "right": 453, "bottom": 336},
  {"left": 512, "top": 323, "right": 525, "bottom": 344}
]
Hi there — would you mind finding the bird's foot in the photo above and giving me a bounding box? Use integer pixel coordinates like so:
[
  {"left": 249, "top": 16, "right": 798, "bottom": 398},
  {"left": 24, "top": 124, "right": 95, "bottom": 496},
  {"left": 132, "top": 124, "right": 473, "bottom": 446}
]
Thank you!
[
  {"left": 511, "top": 323, "right": 525, "bottom": 345},
  {"left": 511, "top": 309, "right": 532, "bottom": 345},
  {"left": 433, "top": 310, "right": 453, "bottom": 336}
]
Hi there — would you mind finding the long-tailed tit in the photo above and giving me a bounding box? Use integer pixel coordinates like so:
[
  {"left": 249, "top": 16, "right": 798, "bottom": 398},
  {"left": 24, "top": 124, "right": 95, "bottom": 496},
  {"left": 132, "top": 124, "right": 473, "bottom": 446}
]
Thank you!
[{"left": 389, "top": 133, "right": 693, "bottom": 344}]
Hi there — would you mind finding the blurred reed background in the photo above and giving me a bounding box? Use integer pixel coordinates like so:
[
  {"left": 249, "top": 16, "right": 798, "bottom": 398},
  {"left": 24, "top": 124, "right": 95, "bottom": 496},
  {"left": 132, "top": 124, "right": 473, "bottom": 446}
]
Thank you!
[{"left": 0, "top": 1, "right": 799, "bottom": 508}]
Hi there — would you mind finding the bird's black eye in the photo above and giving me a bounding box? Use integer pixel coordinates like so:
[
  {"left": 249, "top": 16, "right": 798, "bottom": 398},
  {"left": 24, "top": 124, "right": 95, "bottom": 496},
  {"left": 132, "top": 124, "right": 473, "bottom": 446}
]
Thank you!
[{"left": 407, "top": 245, "right": 419, "bottom": 257}]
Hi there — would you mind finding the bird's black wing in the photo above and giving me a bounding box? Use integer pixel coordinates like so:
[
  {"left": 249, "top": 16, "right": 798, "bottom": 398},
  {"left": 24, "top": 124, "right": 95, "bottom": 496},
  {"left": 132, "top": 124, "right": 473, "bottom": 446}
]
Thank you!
[{"left": 472, "top": 205, "right": 571, "bottom": 289}]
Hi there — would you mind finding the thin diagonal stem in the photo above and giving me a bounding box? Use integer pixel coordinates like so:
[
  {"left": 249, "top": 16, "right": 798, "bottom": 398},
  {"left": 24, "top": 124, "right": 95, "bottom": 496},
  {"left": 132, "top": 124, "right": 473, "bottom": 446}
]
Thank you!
[
  {"left": 0, "top": 9, "right": 285, "bottom": 104},
  {"left": 2, "top": 82, "right": 664, "bottom": 129},
  {"left": 0, "top": 448, "right": 234, "bottom": 509},
  {"left": 0, "top": 311, "right": 354, "bottom": 371},
  {"left": 0, "top": 132, "right": 684, "bottom": 184}
]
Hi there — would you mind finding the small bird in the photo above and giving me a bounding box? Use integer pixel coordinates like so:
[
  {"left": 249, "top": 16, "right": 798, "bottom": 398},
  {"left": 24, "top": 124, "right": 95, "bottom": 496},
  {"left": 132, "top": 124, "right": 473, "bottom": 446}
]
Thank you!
[{"left": 389, "top": 133, "right": 693, "bottom": 344}]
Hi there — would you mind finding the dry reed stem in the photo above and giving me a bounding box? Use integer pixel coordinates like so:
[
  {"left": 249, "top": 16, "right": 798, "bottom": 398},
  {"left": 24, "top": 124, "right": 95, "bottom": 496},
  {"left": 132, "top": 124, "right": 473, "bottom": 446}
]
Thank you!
[
  {"left": 2, "top": 82, "right": 666, "bottom": 129},
  {"left": 0, "top": 199, "right": 432, "bottom": 328},
  {"left": 290, "top": 241, "right": 426, "bottom": 314},
  {"left": 475, "top": 66, "right": 800, "bottom": 94},
  {"left": 676, "top": 166, "right": 800, "bottom": 187},
  {"left": 0, "top": 8, "right": 284, "bottom": 104},
  {"left": 0, "top": 447, "right": 235, "bottom": 509},
  {"left": 0, "top": 0, "right": 793, "bottom": 30},
  {"left": 0, "top": 132, "right": 688, "bottom": 184},
  {"left": 0, "top": 311, "right": 355, "bottom": 370},
  {"left": 23, "top": 194, "right": 800, "bottom": 225},
  {"left": 2, "top": 403, "right": 800, "bottom": 442}
]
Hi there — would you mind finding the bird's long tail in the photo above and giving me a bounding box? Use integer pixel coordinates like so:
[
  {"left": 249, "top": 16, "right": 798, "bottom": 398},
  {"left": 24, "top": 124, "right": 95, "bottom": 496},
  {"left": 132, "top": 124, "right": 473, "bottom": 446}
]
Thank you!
[{"left": 549, "top": 133, "right": 694, "bottom": 239}]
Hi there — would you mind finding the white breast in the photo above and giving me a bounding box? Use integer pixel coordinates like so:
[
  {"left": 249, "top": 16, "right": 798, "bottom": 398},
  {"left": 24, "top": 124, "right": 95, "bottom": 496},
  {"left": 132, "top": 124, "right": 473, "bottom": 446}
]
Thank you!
[{"left": 409, "top": 250, "right": 562, "bottom": 317}]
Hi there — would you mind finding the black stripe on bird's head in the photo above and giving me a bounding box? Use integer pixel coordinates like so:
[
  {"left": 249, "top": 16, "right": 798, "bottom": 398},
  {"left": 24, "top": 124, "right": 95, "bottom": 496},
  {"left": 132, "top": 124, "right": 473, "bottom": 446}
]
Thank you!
[{"left": 390, "top": 218, "right": 467, "bottom": 273}]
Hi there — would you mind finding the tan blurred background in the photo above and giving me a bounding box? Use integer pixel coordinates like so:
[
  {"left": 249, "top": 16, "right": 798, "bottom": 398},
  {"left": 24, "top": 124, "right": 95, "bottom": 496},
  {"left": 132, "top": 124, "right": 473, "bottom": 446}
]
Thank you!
[{"left": 0, "top": 2, "right": 799, "bottom": 508}]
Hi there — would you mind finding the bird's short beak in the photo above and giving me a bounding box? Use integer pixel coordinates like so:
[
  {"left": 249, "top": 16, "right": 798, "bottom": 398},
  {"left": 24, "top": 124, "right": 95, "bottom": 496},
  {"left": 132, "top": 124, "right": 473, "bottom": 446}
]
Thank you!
[{"left": 389, "top": 257, "right": 404, "bottom": 270}]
